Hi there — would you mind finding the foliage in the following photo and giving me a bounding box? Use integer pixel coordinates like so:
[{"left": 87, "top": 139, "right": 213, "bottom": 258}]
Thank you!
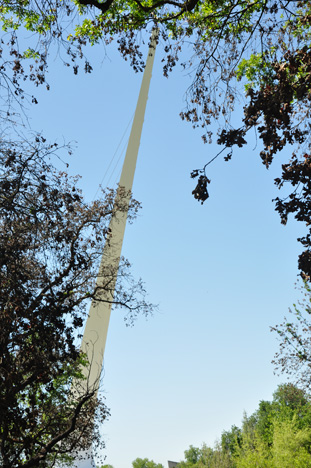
[
  {"left": 132, "top": 457, "right": 164, "bottom": 468},
  {"left": 272, "top": 417, "right": 311, "bottom": 468},
  {"left": 233, "top": 430, "right": 272, "bottom": 468},
  {"left": 178, "top": 443, "right": 233, "bottom": 468},
  {"left": 2, "top": 1, "right": 311, "bottom": 276},
  {"left": 272, "top": 281, "right": 311, "bottom": 393},
  {"left": 221, "top": 425, "right": 242, "bottom": 457},
  {"left": 180, "top": 446, "right": 202, "bottom": 466},
  {"left": 0, "top": 133, "right": 153, "bottom": 467},
  {"left": 178, "top": 383, "right": 311, "bottom": 468}
]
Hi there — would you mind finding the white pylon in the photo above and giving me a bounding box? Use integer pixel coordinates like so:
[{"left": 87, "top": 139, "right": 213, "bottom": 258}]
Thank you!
[{"left": 69, "top": 29, "right": 158, "bottom": 468}]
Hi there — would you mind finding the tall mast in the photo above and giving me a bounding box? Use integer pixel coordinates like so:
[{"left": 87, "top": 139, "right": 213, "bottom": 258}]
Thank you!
[
  {"left": 80, "top": 29, "right": 157, "bottom": 396},
  {"left": 70, "top": 29, "right": 157, "bottom": 468}
]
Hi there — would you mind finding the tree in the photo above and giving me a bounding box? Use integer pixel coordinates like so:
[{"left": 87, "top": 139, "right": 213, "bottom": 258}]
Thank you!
[
  {"left": 0, "top": 134, "right": 153, "bottom": 467},
  {"left": 272, "top": 383, "right": 309, "bottom": 410},
  {"left": 221, "top": 425, "right": 242, "bottom": 457},
  {"left": 272, "top": 417, "right": 311, "bottom": 468},
  {"left": 177, "top": 384, "right": 311, "bottom": 468},
  {"left": 272, "top": 282, "right": 311, "bottom": 393},
  {"left": 180, "top": 446, "right": 201, "bottom": 466},
  {"left": 233, "top": 430, "right": 273, "bottom": 468},
  {"left": 2, "top": 1, "right": 311, "bottom": 276},
  {"left": 178, "top": 444, "right": 233, "bottom": 468},
  {"left": 235, "top": 410, "right": 311, "bottom": 468},
  {"left": 132, "top": 457, "right": 164, "bottom": 468}
]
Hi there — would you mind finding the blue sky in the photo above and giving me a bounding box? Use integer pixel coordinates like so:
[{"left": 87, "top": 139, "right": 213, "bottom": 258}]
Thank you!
[{"left": 24, "top": 32, "right": 305, "bottom": 467}]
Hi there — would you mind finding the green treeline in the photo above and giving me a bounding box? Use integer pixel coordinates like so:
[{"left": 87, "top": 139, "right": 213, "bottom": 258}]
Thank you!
[
  {"left": 104, "top": 384, "right": 311, "bottom": 468},
  {"left": 178, "top": 384, "right": 311, "bottom": 468}
]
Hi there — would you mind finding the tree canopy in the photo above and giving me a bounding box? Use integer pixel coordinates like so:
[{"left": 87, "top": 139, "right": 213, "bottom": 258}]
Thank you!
[
  {"left": 132, "top": 457, "right": 164, "bottom": 468},
  {"left": 0, "top": 134, "right": 153, "bottom": 467},
  {"left": 2, "top": 0, "right": 311, "bottom": 277},
  {"left": 177, "top": 383, "right": 311, "bottom": 468}
]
